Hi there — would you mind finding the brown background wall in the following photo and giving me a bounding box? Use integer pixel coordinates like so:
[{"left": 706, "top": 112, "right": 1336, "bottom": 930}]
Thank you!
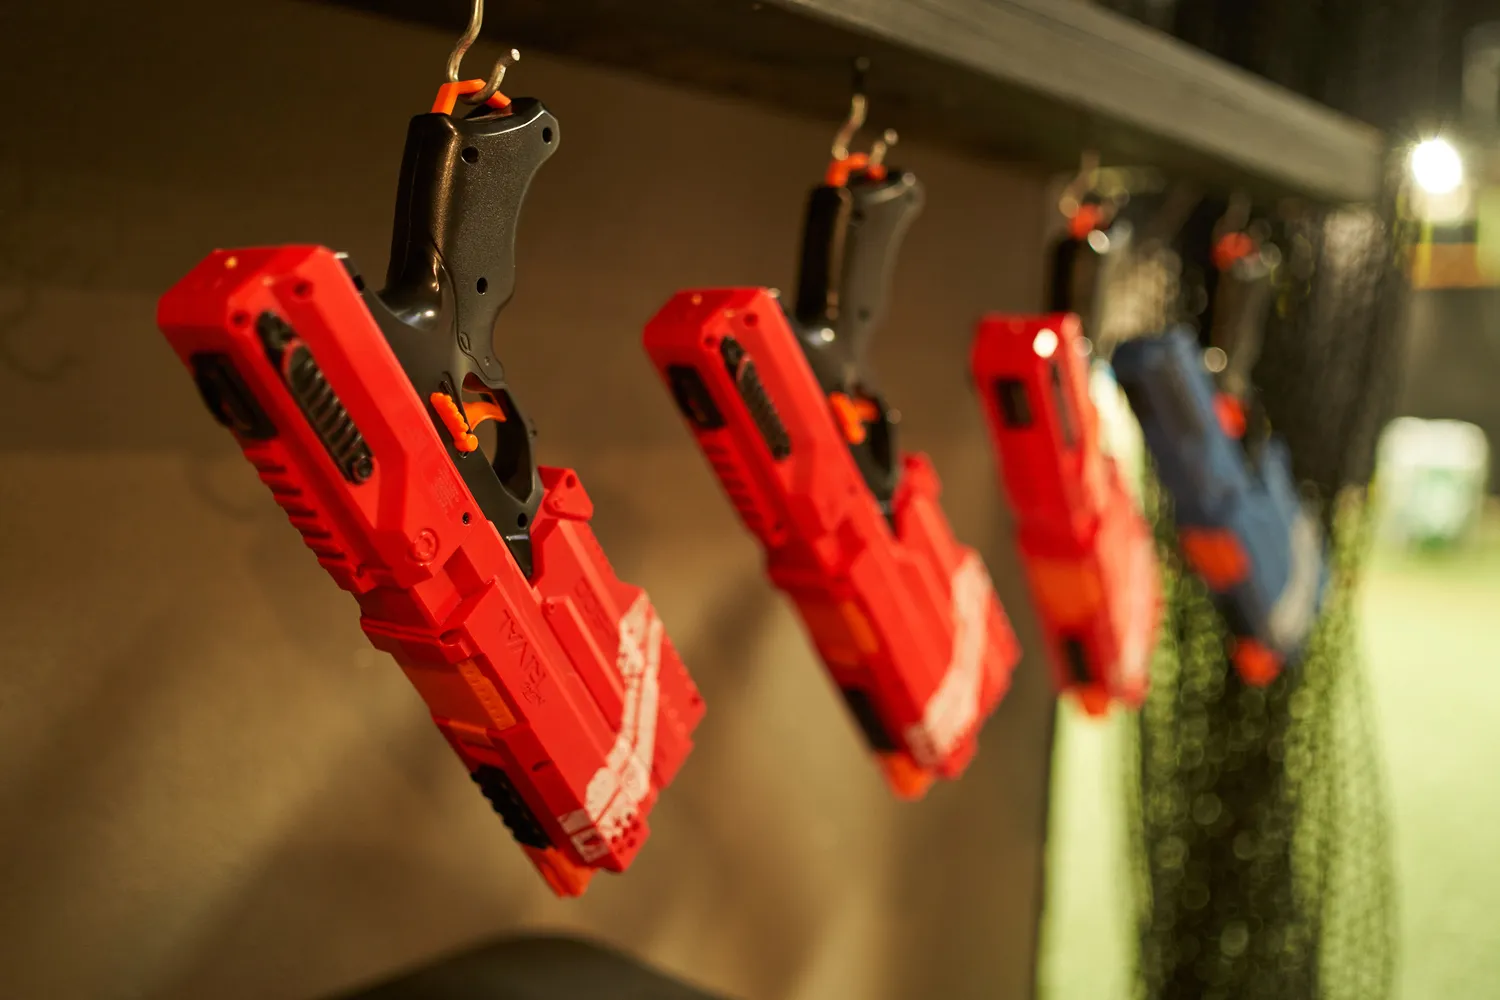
[{"left": 0, "top": 2, "right": 1057, "bottom": 998}]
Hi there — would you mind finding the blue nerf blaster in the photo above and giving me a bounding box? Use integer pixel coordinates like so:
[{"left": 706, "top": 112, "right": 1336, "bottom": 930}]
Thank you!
[{"left": 1110, "top": 223, "right": 1328, "bottom": 685}]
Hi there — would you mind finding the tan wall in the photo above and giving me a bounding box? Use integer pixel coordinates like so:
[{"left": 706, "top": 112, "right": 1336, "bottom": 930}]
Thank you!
[{"left": 0, "top": 2, "right": 1057, "bottom": 998}]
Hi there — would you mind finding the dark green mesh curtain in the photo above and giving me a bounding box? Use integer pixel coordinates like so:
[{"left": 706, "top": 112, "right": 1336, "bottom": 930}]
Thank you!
[
  {"left": 1080, "top": 1, "right": 1476, "bottom": 997},
  {"left": 1120, "top": 199, "right": 1409, "bottom": 1000}
]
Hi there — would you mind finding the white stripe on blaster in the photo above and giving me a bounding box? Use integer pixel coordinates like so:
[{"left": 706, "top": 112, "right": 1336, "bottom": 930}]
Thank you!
[
  {"left": 904, "top": 554, "right": 992, "bottom": 769},
  {"left": 559, "top": 593, "right": 663, "bottom": 863}
]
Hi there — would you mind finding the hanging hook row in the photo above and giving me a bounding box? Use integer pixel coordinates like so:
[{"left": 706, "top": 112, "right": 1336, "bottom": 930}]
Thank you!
[
  {"left": 445, "top": 0, "right": 520, "bottom": 106},
  {"left": 831, "top": 57, "right": 872, "bottom": 160},
  {"left": 867, "top": 129, "right": 899, "bottom": 168}
]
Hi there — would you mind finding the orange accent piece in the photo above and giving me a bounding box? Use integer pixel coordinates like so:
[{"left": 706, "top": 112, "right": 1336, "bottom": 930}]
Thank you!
[
  {"left": 830, "top": 392, "right": 868, "bottom": 445},
  {"left": 1069, "top": 204, "right": 1104, "bottom": 240},
  {"left": 1027, "top": 558, "right": 1103, "bottom": 624},
  {"left": 838, "top": 601, "right": 881, "bottom": 656},
  {"left": 441, "top": 718, "right": 497, "bottom": 748},
  {"left": 1233, "top": 639, "right": 1282, "bottom": 686},
  {"left": 1178, "top": 528, "right": 1250, "bottom": 589},
  {"left": 456, "top": 659, "right": 517, "bottom": 730},
  {"left": 1076, "top": 685, "right": 1111, "bottom": 718},
  {"left": 1214, "top": 393, "right": 1247, "bottom": 439},
  {"left": 431, "top": 79, "right": 513, "bottom": 116},
  {"left": 824, "top": 153, "right": 888, "bottom": 188},
  {"left": 1213, "top": 232, "right": 1256, "bottom": 271},
  {"left": 522, "top": 845, "right": 595, "bottom": 897},
  {"left": 879, "top": 753, "right": 935, "bottom": 800},
  {"left": 794, "top": 595, "right": 881, "bottom": 666},
  {"left": 430, "top": 392, "right": 479, "bottom": 453},
  {"left": 794, "top": 596, "right": 861, "bottom": 667}
]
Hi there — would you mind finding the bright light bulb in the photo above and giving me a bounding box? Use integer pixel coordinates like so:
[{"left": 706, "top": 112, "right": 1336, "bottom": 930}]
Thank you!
[
  {"left": 1033, "top": 328, "right": 1059, "bottom": 358},
  {"left": 1410, "top": 138, "right": 1464, "bottom": 195}
]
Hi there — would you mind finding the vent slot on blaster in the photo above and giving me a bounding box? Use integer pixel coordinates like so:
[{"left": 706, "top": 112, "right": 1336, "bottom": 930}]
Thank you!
[
  {"left": 256, "top": 312, "right": 374, "bottom": 484},
  {"left": 994, "top": 378, "right": 1034, "bottom": 429},
  {"left": 719, "top": 336, "right": 791, "bottom": 460},
  {"left": 667, "top": 364, "right": 725, "bottom": 429},
  {"left": 471, "top": 765, "right": 552, "bottom": 850},
  {"left": 190, "top": 352, "right": 277, "bottom": 441},
  {"left": 1050, "top": 361, "right": 1077, "bottom": 449}
]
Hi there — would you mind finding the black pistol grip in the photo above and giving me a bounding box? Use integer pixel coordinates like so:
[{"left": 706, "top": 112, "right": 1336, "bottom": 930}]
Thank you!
[
  {"left": 383, "top": 97, "right": 559, "bottom": 382},
  {"left": 793, "top": 170, "right": 925, "bottom": 376}
]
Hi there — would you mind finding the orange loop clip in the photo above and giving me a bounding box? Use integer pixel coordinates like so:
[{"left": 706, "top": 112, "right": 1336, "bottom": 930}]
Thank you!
[
  {"left": 1069, "top": 203, "right": 1105, "bottom": 240},
  {"left": 825, "top": 153, "right": 888, "bottom": 188},
  {"left": 1214, "top": 393, "right": 1247, "bottom": 440},
  {"left": 432, "top": 79, "right": 512, "bottom": 116},
  {"left": 1213, "top": 232, "right": 1256, "bottom": 272}
]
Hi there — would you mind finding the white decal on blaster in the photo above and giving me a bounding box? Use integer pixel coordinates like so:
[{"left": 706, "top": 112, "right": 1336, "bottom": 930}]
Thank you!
[
  {"left": 1116, "top": 534, "right": 1158, "bottom": 692},
  {"left": 905, "top": 554, "right": 992, "bottom": 769},
  {"left": 559, "top": 593, "right": 662, "bottom": 862},
  {"left": 1268, "top": 507, "right": 1324, "bottom": 653}
]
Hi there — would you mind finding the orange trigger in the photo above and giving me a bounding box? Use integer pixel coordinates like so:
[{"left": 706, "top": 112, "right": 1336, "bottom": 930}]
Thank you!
[
  {"left": 830, "top": 392, "right": 868, "bottom": 445},
  {"left": 461, "top": 398, "right": 508, "bottom": 429}
]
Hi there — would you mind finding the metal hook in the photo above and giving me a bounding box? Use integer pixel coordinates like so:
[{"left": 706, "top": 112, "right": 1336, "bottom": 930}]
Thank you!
[
  {"left": 1058, "top": 150, "right": 1101, "bottom": 218},
  {"left": 1214, "top": 190, "right": 1254, "bottom": 243},
  {"left": 831, "top": 57, "right": 871, "bottom": 160},
  {"left": 867, "top": 129, "right": 898, "bottom": 168},
  {"left": 446, "top": 0, "right": 484, "bottom": 82},
  {"left": 444, "top": 0, "right": 520, "bottom": 105},
  {"left": 464, "top": 48, "right": 519, "bottom": 105}
]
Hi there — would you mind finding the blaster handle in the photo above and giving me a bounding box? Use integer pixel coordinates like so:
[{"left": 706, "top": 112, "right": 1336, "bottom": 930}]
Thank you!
[
  {"left": 1210, "top": 254, "right": 1273, "bottom": 400},
  {"left": 366, "top": 98, "right": 559, "bottom": 578},
  {"left": 793, "top": 170, "right": 924, "bottom": 380},
  {"left": 383, "top": 98, "right": 558, "bottom": 377}
]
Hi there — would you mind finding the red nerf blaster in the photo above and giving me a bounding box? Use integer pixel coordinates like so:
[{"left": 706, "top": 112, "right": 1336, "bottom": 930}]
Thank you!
[
  {"left": 970, "top": 188, "right": 1159, "bottom": 715},
  {"left": 643, "top": 67, "right": 1019, "bottom": 798},
  {"left": 155, "top": 38, "right": 702, "bottom": 897}
]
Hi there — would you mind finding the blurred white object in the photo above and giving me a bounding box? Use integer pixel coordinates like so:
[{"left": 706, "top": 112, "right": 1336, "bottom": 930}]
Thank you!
[
  {"left": 1375, "top": 418, "right": 1491, "bottom": 547},
  {"left": 1089, "top": 359, "right": 1147, "bottom": 505}
]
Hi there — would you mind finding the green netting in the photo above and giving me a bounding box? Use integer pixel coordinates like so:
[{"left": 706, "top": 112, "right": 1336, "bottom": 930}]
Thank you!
[
  {"left": 1122, "top": 202, "right": 1406, "bottom": 1000},
  {"left": 1128, "top": 487, "right": 1394, "bottom": 1000}
]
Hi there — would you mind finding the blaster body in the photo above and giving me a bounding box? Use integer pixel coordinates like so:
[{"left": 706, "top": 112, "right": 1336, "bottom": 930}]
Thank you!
[
  {"left": 156, "top": 98, "right": 701, "bottom": 896},
  {"left": 1111, "top": 327, "right": 1328, "bottom": 683},
  {"left": 643, "top": 165, "right": 1017, "bottom": 798},
  {"left": 972, "top": 313, "right": 1158, "bottom": 713}
]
